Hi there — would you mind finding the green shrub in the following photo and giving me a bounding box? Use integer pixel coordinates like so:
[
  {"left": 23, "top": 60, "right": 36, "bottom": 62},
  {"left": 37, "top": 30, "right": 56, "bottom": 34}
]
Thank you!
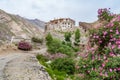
[
  {"left": 72, "top": 47, "right": 80, "bottom": 52},
  {"left": 45, "top": 68, "right": 67, "bottom": 80},
  {"left": 58, "top": 45, "right": 74, "bottom": 56},
  {"left": 32, "top": 37, "right": 43, "bottom": 44},
  {"left": 73, "top": 76, "right": 86, "bottom": 80},
  {"left": 105, "top": 57, "right": 120, "bottom": 68},
  {"left": 56, "top": 75, "right": 64, "bottom": 80},
  {"left": 46, "top": 33, "right": 53, "bottom": 45},
  {"left": 36, "top": 54, "right": 49, "bottom": 68},
  {"left": 53, "top": 70, "right": 66, "bottom": 77},
  {"left": 36, "top": 55, "right": 67, "bottom": 80},
  {"left": 64, "top": 32, "right": 71, "bottom": 42},
  {"left": 74, "top": 29, "right": 80, "bottom": 46},
  {"left": 51, "top": 58, "right": 75, "bottom": 75},
  {"left": 65, "top": 41, "right": 72, "bottom": 47},
  {"left": 47, "top": 38, "right": 62, "bottom": 54},
  {"left": 36, "top": 54, "right": 49, "bottom": 62},
  {"left": 47, "top": 38, "right": 74, "bottom": 56}
]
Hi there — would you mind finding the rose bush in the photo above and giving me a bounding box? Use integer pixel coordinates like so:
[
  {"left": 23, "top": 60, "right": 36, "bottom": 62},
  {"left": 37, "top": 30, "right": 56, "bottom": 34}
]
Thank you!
[
  {"left": 98, "top": 8, "right": 114, "bottom": 22},
  {"left": 18, "top": 41, "right": 32, "bottom": 51},
  {"left": 78, "top": 8, "right": 120, "bottom": 80}
]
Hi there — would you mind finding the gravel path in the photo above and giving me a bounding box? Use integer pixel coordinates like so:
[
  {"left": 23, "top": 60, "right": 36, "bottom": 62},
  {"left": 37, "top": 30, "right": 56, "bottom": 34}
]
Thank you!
[{"left": 0, "top": 52, "right": 51, "bottom": 80}]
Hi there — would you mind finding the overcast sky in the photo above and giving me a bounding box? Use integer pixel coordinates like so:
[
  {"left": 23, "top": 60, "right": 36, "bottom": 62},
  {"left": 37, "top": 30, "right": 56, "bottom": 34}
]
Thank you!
[{"left": 0, "top": 0, "right": 120, "bottom": 23}]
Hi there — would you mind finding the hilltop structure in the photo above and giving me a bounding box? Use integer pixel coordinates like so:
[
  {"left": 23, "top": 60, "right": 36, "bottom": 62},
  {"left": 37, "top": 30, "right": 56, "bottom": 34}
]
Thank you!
[
  {"left": 45, "top": 18, "right": 89, "bottom": 45},
  {"left": 45, "top": 18, "right": 75, "bottom": 32}
]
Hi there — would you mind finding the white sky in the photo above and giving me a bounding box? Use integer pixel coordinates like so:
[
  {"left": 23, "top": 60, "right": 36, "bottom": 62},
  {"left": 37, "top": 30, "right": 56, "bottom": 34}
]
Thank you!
[{"left": 0, "top": 0, "right": 120, "bottom": 23}]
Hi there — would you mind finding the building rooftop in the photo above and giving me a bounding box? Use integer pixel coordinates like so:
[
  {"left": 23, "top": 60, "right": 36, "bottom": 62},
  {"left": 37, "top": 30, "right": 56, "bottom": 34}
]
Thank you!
[{"left": 49, "top": 18, "right": 75, "bottom": 24}]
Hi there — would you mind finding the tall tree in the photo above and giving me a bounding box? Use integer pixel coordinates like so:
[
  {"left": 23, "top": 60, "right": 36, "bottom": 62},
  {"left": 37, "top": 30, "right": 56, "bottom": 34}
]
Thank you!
[
  {"left": 74, "top": 29, "right": 80, "bottom": 46},
  {"left": 64, "top": 32, "right": 71, "bottom": 42}
]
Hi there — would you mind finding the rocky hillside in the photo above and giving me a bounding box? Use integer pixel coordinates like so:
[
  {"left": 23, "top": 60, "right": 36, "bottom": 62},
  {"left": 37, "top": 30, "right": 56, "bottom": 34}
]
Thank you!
[
  {"left": 79, "top": 20, "right": 108, "bottom": 31},
  {"left": 79, "top": 22, "right": 92, "bottom": 30},
  {"left": 27, "top": 19, "right": 45, "bottom": 30},
  {"left": 0, "top": 9, "right": 44, "bottom": 44}
]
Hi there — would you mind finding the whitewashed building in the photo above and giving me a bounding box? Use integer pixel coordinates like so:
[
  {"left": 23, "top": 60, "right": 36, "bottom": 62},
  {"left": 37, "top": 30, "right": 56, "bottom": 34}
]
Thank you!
[{"left": 45, "top": 18, "right": 75, "bottom": 32}]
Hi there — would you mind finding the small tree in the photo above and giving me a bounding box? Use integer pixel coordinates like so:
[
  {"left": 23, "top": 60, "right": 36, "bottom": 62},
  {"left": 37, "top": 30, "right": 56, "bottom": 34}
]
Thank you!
[
  {"left": 64, "top": 32, "right": 71, "bottom": 42},
  {"left": 74, "top": 29, "right": 80, "bottom": 46},
  {"left": 46, "top": 33, "right": 53, "bottom": 45}
]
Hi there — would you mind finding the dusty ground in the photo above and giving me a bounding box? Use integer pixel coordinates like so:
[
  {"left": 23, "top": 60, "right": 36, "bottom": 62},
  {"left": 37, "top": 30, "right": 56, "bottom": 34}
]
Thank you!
[{"left": 0, "top": 48, "right": 51, "bottom": 80}]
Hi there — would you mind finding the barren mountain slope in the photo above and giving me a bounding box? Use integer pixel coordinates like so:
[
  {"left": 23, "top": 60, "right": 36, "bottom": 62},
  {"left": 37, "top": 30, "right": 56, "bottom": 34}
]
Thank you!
[{"left": 0, "top": 9, "right": 44, "bottom": 44}]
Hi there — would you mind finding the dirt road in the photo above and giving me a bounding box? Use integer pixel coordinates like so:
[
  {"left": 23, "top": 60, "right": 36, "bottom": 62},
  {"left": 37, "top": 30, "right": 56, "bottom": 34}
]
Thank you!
[{"left": 0, "top": 51, "right": 51, "bottom": 80}]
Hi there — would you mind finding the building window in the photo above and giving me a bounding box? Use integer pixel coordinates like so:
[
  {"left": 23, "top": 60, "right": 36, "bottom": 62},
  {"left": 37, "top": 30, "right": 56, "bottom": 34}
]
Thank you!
[{"left": 68, "top": 23, "right": 70, "bottom": 25}]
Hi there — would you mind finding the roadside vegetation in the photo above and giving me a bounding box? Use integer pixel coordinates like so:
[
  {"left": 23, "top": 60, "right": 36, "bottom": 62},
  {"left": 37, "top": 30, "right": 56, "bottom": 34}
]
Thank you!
[
  {"left": 37, "top": 8, "right": 120, "bottom": 80},
  {"left": 32, "top": 37, "right": 43, "bottom": 44},
  {"left": 37, "top": 29, "right": 81, "bottom": 80}
]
